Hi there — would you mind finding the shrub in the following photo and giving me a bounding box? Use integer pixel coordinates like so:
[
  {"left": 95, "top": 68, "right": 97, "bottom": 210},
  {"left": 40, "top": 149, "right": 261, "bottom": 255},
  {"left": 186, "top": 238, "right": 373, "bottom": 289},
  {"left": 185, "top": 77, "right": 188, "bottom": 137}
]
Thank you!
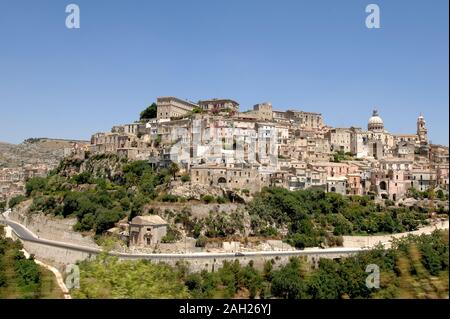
[
  {"left": 25, "top": 177, "right": 47, "bottom": 196},
  {"left": 385, "top": 199, "right": 395, "bottom": 207},
  {"left": 161, "top": 194, "right": 179, "bottom": 203},
  {"left": 73, "top": 172, "right": 92, "bottom": 185},
  {"left": 181, "top": 175, "right": 191, "bottom": 183},
  {"left": 8, "top": 195, "right": 27, "bottom": 209},
  {"left": 192, "top": 223, "right": 202, "bottom": 238},
  {"left": 195, "top": 235, "right": 207, "bottom": 247},
  {"left": 201, "top": 195, "right": 215, "bottom": 204},
  {"left": 216, "top": 196, "right": 228, "bottom": 204},
  {"left": 30, "top": 196, "right": 58, "bottom": 213},
  {"left": 161, "top": 226, "right": 181, "bottom": 243}
]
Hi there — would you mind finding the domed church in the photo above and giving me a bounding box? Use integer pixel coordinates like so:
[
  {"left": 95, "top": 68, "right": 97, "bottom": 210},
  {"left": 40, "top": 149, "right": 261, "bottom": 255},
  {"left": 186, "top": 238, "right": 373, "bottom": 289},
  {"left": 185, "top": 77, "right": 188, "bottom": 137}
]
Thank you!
[{"left": 368, "top": 109, "right": 385, "bottom": 132}]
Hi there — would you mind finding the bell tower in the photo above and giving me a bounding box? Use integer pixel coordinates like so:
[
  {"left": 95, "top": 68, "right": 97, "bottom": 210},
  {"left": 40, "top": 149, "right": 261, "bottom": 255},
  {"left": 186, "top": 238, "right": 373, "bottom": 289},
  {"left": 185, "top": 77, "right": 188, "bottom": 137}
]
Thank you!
[{"left": 417, "top": 113, "right": 428, "bottom": 144}]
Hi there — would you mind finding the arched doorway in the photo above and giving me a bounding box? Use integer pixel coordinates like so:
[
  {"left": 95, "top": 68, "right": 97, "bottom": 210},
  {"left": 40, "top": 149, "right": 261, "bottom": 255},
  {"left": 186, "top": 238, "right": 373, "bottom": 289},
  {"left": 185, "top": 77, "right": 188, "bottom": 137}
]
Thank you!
[
  {"left": 218, "top": 177, "right": 227, "bottom": 184},
  {"left": 379, "top": 181, "right": 387, "bottom": 191}
]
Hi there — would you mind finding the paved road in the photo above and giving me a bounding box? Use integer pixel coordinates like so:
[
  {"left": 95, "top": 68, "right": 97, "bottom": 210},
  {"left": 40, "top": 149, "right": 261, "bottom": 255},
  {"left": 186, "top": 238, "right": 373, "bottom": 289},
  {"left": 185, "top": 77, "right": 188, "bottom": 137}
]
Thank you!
[{"left": 1, "top": 212, "right": 364, "bottom": 259}]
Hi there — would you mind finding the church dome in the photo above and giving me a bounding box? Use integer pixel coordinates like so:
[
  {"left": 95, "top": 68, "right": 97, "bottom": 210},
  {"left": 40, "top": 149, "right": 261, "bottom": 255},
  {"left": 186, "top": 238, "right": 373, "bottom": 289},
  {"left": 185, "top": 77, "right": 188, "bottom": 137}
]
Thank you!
[{"left": 368, "top": 109, "right": 384, "bottom": 131}]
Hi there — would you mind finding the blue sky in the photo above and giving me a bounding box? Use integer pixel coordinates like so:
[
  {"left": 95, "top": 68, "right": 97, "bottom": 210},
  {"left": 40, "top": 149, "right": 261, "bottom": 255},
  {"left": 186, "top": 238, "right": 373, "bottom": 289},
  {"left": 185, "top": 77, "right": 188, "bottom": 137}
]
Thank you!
[{"left": 0, "top": 0, "right": 448, "bottom": 145}]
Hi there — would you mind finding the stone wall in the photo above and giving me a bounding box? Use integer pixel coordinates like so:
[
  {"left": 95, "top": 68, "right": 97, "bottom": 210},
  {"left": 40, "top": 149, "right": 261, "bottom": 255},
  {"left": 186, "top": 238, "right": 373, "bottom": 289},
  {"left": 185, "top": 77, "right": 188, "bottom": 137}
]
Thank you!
[
  {"left": 121, "top": 250, "right": 348, "bottom": 272},
  {"left": 9, "top": 204, "right": 99, "bottom": 248},
  {"left": 343, "top": 220, "right": 449, "bottom": 248},
  {"left": 10, "top": 232, "right": 96, "bottom": 273},
  {"left": 148, "top": 202, "right": 243, "bottom": 219},
  {"left": 10, "top": 229, "right": 352, "bottom": 273}
]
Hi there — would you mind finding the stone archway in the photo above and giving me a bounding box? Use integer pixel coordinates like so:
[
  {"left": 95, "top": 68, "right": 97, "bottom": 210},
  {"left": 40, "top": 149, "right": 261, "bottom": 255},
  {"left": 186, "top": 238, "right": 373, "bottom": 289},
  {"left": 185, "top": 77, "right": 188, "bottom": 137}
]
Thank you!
[
  {"left": 379, "top": 181, "right": 387, "bottom": 191},
  {"left": 217, "top": 177, "right": 227, "bottom": 184}
]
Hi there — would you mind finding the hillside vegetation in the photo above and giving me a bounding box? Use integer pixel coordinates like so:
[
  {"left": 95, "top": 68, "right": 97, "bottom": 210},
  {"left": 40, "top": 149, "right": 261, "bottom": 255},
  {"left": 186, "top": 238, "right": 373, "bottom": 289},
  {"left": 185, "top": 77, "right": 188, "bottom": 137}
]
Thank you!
[
  {"left": 248, "top": 187, "right": 437, "bottom": 248},
  {"left": 0, "top": 226, "right": 63, "bottom": 299},
  {"left": 12, "top": 154, "right": 172, "bottom": 236},
  {"left": 71, "top": 231, "right": 448, "bottom": 299},
  {"left": 10, "top": 154, "right": 446, "bottom": 247}
]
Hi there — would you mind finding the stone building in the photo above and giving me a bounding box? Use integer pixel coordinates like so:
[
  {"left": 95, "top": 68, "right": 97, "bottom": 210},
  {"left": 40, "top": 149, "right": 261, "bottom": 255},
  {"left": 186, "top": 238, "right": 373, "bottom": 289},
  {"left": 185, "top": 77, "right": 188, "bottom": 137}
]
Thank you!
[
  {"left": 90, "top": 130, "right": 154, "bottom": 160},
  {"left": 393, "top": 134, "right": 419, "bottom": 146},
  {"left": 430, "top": 144, "right": 449, "bottom": 165},
  {"left": 156, "top": 96, "right": 198, "bottom": 120},
  {"left": 272, "top": 110, "right": 290, "bottom": 123},
  {"left": 350, "top": 127, "right": 370, "bottom": 158},
  {"left": 394, "top": 141, "right": 416, "bottom": 160},
  {"left": 326, "top": 176, "right": 347, "bottom": 195},
  {"left": 86, "top": 94, "right": 446, "bottom": 202},
  {"left": 347, "top": 173, "right": 362, "bottom": 195},
  {"left": 198, "top": 98, "right": 239, "bottom": 114},
  {"left": 309, "top": 162, "right": 359, "bottom": 178},
  {"left": 286, "top": 110, "right": 324, "bottom": 129},
  {"left": 190, "top": 164, "right": 271, "bottom": 193},
  {"left": 129, "top": 215, "right": 168, "bottom": 246},
  {"left": 238, "top": 102, "right": 274, "bottom": 121},
  {"left": 430, "top": 144, "right": 449, "bottom": 190},
  {"left": 252, "top": 102, "right": 274, "bottom": 121},
  {"left": 411, "top": 168, "right": 437, "bottom": 192},
  {"left": 326, "top": 128, "right": 352, "bottom": 153}
]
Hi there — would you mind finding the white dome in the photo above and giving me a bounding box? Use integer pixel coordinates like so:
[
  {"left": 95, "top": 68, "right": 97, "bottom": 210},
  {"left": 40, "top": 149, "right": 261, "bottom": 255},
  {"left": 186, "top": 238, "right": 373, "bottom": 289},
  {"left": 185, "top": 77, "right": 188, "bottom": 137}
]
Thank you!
[
  {"left": 368, "top": 109, "right": 384, "bottom": 131},
  {"left": 368, "top": 115, "right": 383, "bottom": 125}
]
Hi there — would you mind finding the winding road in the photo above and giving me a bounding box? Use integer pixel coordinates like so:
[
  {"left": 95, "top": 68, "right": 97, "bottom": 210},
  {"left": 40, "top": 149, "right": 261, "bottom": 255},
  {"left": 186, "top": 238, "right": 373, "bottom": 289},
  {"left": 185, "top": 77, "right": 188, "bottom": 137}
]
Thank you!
[{"left": 1, "top": 211, "right": 365, "bottom": 259}]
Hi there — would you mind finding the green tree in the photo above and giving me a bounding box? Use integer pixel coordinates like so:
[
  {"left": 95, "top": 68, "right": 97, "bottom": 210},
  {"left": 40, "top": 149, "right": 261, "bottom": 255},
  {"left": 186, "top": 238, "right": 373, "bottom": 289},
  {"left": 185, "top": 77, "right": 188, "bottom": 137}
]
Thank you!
[
  {"left": 94, "top": 208, "right": 124, "bottom": 234},
  {"left": 8, "top": 195, "right": 27, "bottom": 209},
  {"left": 25, "top": 177, "right": 48, "bottom": 196},
  {"left": 139, "top": 103, "right": 157, "bottom": 120},
  {"left": 168, "top": 162, "right": 180, "bottom": 180},
  {"left": 306, "top": 259, "right": 345, "bottom": 299},
  {"left": 271, "top": 258, "right": 308, "bottom": 299}
]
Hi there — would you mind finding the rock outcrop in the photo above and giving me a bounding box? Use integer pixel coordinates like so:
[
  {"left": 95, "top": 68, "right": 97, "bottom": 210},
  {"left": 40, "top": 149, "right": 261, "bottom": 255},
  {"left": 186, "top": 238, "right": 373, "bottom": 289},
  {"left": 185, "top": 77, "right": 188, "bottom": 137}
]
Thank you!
[{"left": 168, "top": 182, "right": 225, "bottom": 200}]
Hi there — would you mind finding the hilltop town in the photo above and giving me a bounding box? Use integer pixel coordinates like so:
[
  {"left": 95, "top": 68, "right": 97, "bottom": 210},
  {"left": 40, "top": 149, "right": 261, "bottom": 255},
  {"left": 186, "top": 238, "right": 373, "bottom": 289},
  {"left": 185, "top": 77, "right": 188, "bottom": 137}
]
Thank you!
[
  {"left": 87, "top": 97, "right": 448, "bottom": 202},
  {"left": 1, "top": 99, "right": 449, "bottom": 300},
  {"left": 0, "top": 138, "right": 88, "bottom": 202}
]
